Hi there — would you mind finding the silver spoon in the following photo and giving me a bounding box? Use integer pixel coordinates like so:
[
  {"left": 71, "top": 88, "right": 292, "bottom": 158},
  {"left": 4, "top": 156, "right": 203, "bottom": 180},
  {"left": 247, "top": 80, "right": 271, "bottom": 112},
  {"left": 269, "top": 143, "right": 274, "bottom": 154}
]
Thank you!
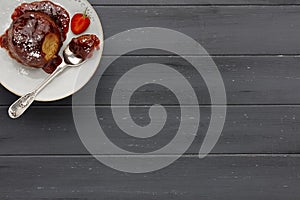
[{"left": 8, "top": 45, "right": 86, "bottom": 119}]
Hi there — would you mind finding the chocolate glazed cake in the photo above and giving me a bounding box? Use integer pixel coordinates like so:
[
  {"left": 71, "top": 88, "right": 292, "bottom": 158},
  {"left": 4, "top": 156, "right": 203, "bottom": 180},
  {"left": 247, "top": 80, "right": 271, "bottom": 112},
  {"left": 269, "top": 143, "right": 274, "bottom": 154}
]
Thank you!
[{"left": 0, "top": 1, "right": 70, "bottom": 73}]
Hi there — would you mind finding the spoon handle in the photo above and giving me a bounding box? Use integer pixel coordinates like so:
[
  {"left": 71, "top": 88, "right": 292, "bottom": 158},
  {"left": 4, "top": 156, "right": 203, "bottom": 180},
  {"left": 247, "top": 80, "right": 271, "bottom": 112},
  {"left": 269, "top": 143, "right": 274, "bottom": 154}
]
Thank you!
[
  {"left": 35, "top": 63, "right": 67, "bottom": 94},
  {"left": 8, "top": 62, "right": 67, "bottom": 119}
]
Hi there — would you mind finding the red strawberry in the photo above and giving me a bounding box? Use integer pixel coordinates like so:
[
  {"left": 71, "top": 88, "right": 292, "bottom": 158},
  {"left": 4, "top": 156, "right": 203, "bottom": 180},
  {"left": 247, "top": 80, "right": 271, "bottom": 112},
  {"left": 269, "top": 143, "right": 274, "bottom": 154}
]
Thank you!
[{"left": 71, "top": 8, "right": 91, "bottom": 35}]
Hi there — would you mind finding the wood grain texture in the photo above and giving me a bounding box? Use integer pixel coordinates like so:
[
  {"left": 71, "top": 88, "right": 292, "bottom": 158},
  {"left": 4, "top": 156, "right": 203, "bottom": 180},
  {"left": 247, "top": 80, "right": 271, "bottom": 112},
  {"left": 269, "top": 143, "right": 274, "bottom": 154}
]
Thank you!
[
  {"left": 91, "top": 6, "right": 300, "bottom": 55},
  {"left": 0, "top": 106, "right": 299, "bottom": 155},
  {"left": 0, "top": 155, "right": 300, "bottom": 199},
  {"left": 85, "top": 56, "right": 300, "bottom": 106}
]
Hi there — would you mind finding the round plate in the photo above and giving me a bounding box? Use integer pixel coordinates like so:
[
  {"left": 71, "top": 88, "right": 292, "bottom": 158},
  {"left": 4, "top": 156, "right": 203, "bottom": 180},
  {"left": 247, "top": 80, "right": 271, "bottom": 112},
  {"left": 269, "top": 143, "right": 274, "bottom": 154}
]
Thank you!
[{"left": 0, "top": 0, "right": 104, "bottom": 101}]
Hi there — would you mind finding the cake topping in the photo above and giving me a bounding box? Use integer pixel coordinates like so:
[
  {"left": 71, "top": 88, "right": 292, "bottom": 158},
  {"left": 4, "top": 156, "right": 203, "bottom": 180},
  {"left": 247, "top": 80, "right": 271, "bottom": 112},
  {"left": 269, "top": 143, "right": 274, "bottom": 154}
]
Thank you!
[
  {"left": 71, "top": 8, "right": 91, "bottom": 35},
  {"left": 11, "top": 1, "right": 70, "bottom": 40}
]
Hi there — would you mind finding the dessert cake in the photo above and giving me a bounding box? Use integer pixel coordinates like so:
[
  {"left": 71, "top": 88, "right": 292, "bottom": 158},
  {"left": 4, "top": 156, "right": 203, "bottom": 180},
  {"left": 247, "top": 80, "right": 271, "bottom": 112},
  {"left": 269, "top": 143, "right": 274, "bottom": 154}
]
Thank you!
[{"left": 0, "top": 1, "right": 70, "bottom": 73}]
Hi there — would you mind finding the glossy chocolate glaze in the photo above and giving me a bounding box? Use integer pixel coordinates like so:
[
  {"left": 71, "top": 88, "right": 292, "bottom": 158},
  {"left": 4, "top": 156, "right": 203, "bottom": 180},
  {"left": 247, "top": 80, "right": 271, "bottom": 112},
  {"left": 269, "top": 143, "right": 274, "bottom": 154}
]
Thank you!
[
  {"left": 0, "top": 1, "right": 70, "bottom": 74},
  {"left": 11, "top": 1, "right": 70, "bottom": 40},
  {"left": 4, "top": 12, "right": 62, "bottom": 68}
]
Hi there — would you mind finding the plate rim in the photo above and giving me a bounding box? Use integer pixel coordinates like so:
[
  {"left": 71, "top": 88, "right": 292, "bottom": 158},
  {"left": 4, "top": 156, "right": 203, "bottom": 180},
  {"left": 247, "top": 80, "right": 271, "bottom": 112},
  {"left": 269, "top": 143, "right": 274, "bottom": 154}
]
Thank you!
[{"left": 0, "top": 0, "right": 104, "bottom": 102}]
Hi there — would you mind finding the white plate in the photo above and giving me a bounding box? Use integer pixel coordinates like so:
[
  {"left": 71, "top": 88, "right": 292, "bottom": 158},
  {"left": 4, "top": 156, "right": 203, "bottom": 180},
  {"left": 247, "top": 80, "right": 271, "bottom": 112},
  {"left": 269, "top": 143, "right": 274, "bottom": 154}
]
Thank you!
[{"left": 0, "top": 0, "right": 104, "bottom": 101}]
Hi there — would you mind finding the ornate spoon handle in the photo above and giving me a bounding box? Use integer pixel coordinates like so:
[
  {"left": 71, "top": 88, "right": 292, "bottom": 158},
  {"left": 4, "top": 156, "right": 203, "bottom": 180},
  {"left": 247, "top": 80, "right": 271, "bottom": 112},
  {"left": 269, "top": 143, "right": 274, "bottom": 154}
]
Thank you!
[{"left": 8, "top": 63, "right": 67, "bottom": 119}]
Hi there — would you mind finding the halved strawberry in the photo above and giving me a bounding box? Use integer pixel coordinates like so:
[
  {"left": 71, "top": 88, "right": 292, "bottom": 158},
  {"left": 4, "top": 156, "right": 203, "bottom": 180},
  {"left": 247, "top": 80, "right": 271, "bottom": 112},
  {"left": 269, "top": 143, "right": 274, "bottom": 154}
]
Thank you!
[{"left": 71, "top": 8, "right": 91, "bottom": 35}]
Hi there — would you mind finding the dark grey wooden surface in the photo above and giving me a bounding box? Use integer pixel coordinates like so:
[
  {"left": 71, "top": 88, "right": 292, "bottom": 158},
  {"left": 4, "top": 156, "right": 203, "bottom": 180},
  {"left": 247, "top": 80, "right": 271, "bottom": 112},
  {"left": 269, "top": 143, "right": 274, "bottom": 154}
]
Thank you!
[
  {"left": 1, "top": 0, "right": 300, "bottom": 199},
  {"left": 1, "top": 106, "right": 300, "bottom": 155},
  {"left": 1, "top": 156, "right": 300, "bottom": 199}
]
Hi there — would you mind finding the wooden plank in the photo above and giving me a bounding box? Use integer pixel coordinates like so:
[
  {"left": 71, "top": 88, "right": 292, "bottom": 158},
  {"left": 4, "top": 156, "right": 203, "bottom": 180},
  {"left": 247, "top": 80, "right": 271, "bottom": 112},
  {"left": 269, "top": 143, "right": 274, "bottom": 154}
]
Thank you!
[
  {"left": 2, "top": 56, "right": 300, "bottom": 106},
  {"left": 89, "top": 0, "right": 300, "bottom": 5},
  {"left": 0, "top": 106, "right": 300, "bottom": 155},
  {"left": 0, "top": 155, "right": 299, "bottom": 199},
  {"left": 92, "top": 6, "right": 300, "bottom": 55},
  {"left": 90, "top": 56, "right": 300, "bottom": 106}
]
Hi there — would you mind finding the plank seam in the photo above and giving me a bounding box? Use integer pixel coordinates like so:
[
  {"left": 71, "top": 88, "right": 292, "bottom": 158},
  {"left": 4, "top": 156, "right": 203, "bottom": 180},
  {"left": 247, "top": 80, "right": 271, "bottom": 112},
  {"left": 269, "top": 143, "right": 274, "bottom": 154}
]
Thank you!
[
  {"left": 2, "top": 105, "right": 300, "bottom": 108},
  {"left": 92, "top": 4, "right": 300, "bottom": 7},
  {"left": 0, "top": 154, "right": 299, "bottom": 158},
  {"left": 103, "top": 54, "right": 300, "bottom": 57}
]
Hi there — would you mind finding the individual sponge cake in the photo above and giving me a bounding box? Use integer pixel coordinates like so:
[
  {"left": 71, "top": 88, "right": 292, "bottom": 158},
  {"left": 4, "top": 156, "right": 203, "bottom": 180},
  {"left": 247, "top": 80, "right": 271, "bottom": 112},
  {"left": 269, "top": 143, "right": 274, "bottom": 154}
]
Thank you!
[
  {"left": 5, "top": 11, "right": 62, "bottom": 68},
  {"left": 0, "top": 1, "right": 70, "bottom": 73}
]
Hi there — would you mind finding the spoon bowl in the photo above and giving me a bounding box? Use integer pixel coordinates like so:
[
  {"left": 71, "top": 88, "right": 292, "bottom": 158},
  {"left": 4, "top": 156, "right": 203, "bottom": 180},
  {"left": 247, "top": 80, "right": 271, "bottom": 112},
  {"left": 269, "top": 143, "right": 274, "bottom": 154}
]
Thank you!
[{"left": 63, "top": 45, "right": 86, "bottom": 66}]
